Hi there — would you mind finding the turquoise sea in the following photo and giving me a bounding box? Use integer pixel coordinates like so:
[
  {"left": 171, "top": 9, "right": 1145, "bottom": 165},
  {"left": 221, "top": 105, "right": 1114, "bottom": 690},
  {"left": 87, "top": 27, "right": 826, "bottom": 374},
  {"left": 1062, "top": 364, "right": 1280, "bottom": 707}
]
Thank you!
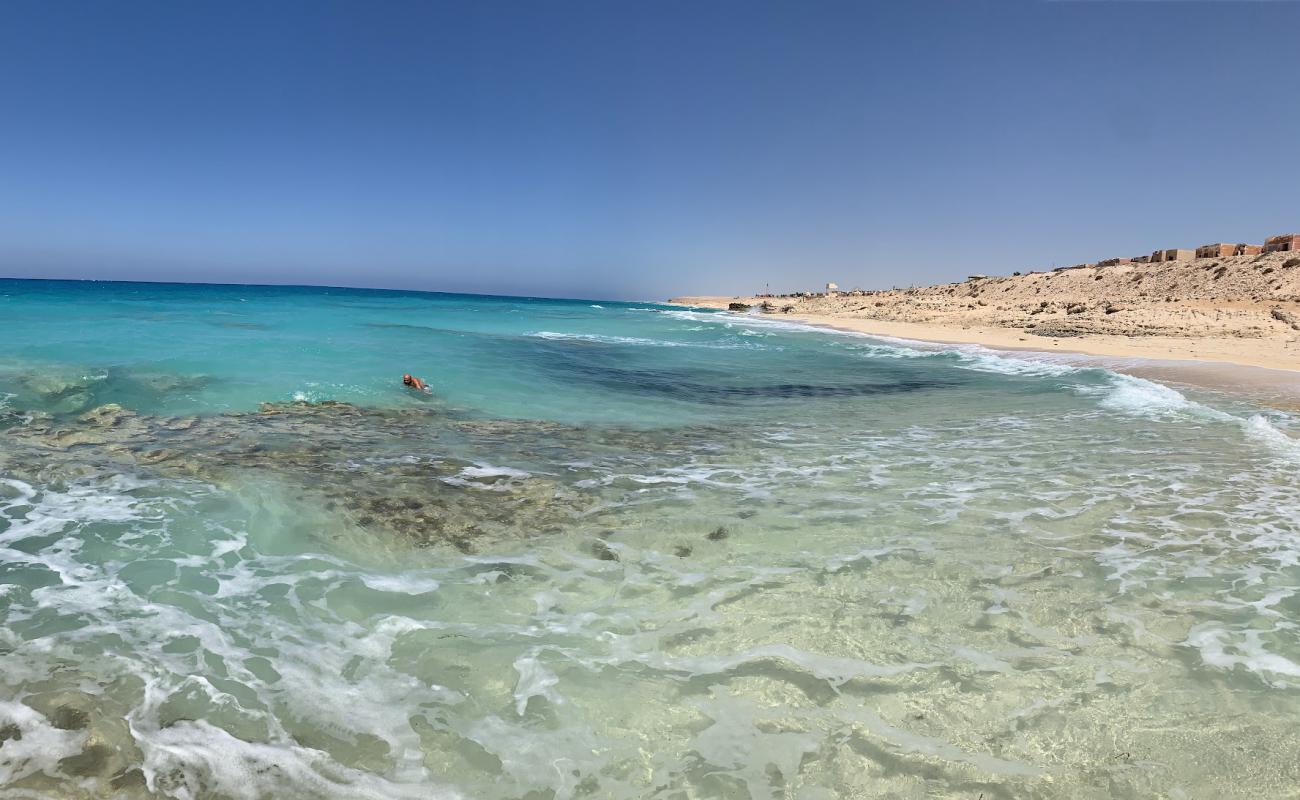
[{"left": 2, "top": 279, "right": 1299, "bottom": 799}]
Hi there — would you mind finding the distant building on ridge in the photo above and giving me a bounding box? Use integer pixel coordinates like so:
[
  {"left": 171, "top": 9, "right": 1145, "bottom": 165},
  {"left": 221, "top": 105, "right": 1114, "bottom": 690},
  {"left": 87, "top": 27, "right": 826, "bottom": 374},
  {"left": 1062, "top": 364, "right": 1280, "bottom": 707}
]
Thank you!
[
  {"left": 1196, "top": 243, "right": 1236, "bottom": 259},
  {"left": 1264, "top": 234, "right": 1300, "bottom": 253},
  {"left": 1152, "top": 249, "right": 1194, "bottom": 263}
]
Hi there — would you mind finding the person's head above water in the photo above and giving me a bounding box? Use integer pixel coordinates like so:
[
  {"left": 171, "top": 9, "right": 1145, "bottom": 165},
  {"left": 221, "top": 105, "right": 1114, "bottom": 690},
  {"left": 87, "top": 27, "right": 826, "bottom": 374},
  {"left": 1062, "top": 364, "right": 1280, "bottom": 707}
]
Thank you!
[{"left": 402, "top": 374, "right": 414, "bottom": 386}]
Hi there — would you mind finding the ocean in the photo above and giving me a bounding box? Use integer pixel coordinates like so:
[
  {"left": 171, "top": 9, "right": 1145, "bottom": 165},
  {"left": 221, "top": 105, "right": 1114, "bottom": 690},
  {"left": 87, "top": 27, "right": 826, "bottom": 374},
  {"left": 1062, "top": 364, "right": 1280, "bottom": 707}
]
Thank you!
[{"left": 1, "top": 278, "right": 1298, "bottom": 799}]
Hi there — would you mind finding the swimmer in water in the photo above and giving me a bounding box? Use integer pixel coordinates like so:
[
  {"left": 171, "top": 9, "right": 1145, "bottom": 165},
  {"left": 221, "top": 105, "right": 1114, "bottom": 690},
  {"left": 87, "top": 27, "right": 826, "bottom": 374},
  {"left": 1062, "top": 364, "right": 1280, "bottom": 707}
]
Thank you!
[{"left": 402, "top": 373, "right": 430, "bottom": 392}]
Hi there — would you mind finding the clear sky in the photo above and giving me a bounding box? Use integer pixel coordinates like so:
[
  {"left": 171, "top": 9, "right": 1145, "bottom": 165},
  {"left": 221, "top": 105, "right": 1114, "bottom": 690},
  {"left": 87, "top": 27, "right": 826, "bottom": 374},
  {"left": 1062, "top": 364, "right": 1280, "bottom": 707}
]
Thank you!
[{"left": 2, "top": 1, "right": 1298, "bottom": 301}]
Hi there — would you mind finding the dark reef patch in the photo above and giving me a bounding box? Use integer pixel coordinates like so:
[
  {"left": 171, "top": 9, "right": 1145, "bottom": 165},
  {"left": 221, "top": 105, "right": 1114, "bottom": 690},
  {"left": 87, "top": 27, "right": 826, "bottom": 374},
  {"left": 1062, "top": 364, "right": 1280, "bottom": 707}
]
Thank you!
[
  {"left": 0, "top": 400, "right": 764, "bottom": 552},
  {"left": 209, "top": 320, "right": 271, "bottom": 331},
  {"left": 1, "top": 401, "right": 595, "bottom": 550},
  {"left": 526, "top": 344, "right": 962, "bottom": 405},
  {"left": 1, "top": 368, "right": 215, "bottom": 417},
  {"left": 362, "top": 322, "right": 446, "bottom": 333}
]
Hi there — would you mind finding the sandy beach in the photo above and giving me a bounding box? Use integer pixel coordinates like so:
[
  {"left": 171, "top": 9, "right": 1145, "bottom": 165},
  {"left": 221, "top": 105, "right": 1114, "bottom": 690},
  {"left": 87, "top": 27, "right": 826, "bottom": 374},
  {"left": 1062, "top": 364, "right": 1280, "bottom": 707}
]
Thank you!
[{"left": 673, "top": 250, "right": 1300, "bottom": 402}]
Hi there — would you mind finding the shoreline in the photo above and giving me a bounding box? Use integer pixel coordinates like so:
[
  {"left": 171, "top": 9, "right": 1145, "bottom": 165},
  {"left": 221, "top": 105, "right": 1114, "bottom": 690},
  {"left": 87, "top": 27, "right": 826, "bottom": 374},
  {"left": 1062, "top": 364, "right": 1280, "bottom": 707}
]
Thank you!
[{"left": 668, "top": 299, "right": 1300, "bottom": 408}]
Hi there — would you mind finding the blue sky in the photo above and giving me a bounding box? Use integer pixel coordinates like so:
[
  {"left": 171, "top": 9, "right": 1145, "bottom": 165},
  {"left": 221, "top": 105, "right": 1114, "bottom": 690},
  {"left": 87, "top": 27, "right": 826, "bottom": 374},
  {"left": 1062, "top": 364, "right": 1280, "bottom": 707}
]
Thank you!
[{"left": 1, "top": 1, "right": 1297, "bottom": 300}]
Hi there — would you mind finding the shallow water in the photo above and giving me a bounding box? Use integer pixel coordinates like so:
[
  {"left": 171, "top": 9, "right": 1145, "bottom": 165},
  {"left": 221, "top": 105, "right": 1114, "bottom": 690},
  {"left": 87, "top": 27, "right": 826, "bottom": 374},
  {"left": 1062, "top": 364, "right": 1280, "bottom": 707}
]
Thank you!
[{"left": 1, "top": 279, "right": 1299, "bottom": 798}]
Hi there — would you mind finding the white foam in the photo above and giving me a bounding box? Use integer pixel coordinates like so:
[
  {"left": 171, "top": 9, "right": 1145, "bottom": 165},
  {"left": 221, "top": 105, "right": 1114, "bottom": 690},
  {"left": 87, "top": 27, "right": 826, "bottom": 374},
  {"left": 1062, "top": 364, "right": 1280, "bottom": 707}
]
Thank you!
[
  {"left": 576, "top": 462, "right": 773, "bottom": 500},
  {"left": 0, "top": 701, "right": 88, "bottom": 785},
  {"left": 440, "top": 463, "right": 533, "bottom": 490},
  {"left": 835, "top": 331, "right": 1083, "bottom": 378},
  {"left": 1092, "top": 373, "right": 1193, "bottom": 415},
  {"left": 460, "top": 464, "right": 531, "bottom": 480},
  {"left": 359, "top": 573, "right": 442, "bottom": 595},
  {"left": 0, "top": 476, "right": 150, "bottom": 547},
  {"left": 0, "top": 474, "right": 465, "bottom": 797},
  {"left": 833, "top": 328, "right": 1300, "bottom": 466},
  {"left": 656, "top": 308, "right": 836, "bottom": 336},
  {"left": 512, "top": 653, "right": 563, "bottom": 715},
  {"left": 133, "top": 718, "right": 452, "bottom": 800},
  {"left": 1243, "top": 414, "right": 1300, "bottom": 460},
  {"left": 1084, "top": 374, "right": 1300, "bottom": 462},
  {"left": 948, "top": 347, "right": 1079, "bottom": 377},
  {"left": 658, "top": 307, "right": 1082, "bottom": 377},
  {"left": 1185, "top": 624, "right": 1300, "bottom": 686}
]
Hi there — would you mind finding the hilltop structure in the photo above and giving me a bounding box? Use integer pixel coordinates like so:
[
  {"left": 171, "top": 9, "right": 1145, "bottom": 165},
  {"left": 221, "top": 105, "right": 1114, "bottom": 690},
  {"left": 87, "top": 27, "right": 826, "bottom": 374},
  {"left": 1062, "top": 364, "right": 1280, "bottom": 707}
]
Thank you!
[
  {"left": 770, "top": 230, "right": 1293, "bottom": 297},
  {"left": 1196, "top": 243, "right": 1236, "bottom": 259},
  {"left": 1265, "top": 234, "right": 1300, "bottom": 253},
  {"left": 1087, "top": 230, "right": 1287, "bottom": 273}
]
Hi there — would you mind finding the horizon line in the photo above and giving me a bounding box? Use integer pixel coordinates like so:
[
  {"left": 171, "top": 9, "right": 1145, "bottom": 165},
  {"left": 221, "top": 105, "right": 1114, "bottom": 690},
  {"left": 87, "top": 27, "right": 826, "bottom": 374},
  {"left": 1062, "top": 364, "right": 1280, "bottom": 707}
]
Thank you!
[{"left": 0, "top": 274, "right": 671, "bottom": 308}]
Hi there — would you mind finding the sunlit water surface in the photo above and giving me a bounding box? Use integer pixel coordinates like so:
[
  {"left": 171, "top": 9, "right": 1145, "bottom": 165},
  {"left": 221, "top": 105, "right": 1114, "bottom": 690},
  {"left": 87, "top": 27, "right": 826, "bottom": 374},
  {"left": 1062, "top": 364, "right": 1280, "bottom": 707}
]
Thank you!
[{"left": 1, "top": 280, "right": 1298, "bottom": 799}]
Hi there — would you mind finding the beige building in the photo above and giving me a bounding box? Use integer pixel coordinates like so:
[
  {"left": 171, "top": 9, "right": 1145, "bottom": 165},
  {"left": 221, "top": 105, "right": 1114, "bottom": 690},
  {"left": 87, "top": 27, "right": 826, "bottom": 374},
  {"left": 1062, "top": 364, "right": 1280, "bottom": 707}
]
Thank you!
[
  {"left": 1265, "top": 234, "right": 1300, "bottom": 253},
  {"left": 1196, "top": 243, "right": 1235, "bottom": 259}
]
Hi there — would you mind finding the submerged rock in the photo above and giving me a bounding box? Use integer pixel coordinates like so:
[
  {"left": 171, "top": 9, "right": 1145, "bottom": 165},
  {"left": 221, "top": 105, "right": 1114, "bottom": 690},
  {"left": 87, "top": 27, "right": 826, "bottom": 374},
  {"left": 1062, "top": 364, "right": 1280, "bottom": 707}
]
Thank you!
[
  {"left": 591, "top": 539, "right": 620, "bottom": 561},
  {"left": 257, "top": 399, "right": 362, "bottom": 416},
  {"left": 1, "top": 397, "right": 775, "bottom": 552},
  {"left": 2, "top": 399, "right": 599, "bottom": 551},
  {"left": 19, "top": 373, "right": 92, "bottom": 400}
]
